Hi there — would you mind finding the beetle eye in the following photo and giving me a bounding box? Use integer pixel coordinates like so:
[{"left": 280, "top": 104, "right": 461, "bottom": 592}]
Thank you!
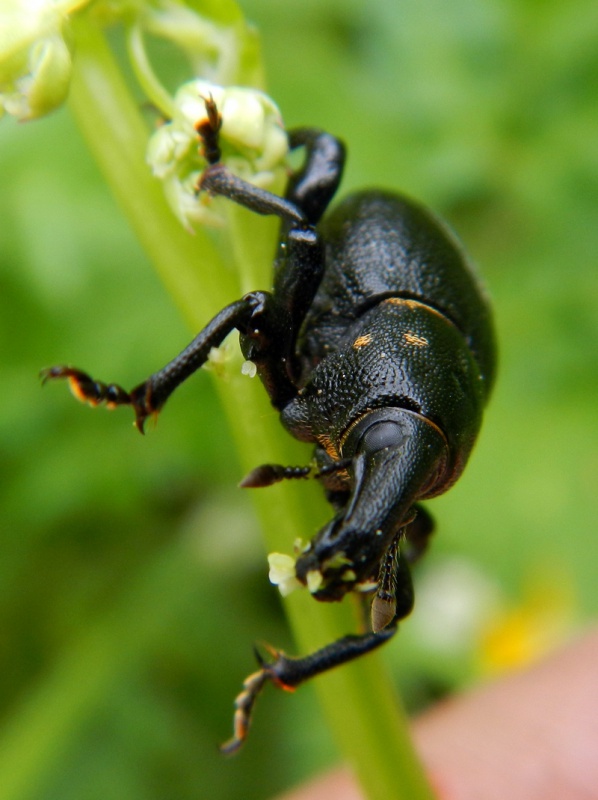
[
  {"left": 359, "top": 421, "right": 406, "bottom": 455},
  {"left": 341, "top": 408, "right": 415, "bottom": 458}
]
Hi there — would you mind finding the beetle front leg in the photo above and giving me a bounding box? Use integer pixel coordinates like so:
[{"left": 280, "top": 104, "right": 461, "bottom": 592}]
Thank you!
[{"left": 221, "top": 625, "right": 396, "bottom": 754}]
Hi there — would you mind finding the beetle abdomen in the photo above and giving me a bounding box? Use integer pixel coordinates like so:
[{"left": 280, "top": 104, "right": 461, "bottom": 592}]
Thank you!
[{"left": 304, "top": 190, "right": 495, "bottom": 396}]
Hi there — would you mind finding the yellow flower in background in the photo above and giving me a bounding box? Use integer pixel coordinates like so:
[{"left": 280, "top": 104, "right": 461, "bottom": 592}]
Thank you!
[
  {"left": 407, "top": 557, "right": 577, "bottom": 686},
  {"left": 476, "top": 566, "right": 576, "bottom": 676}
]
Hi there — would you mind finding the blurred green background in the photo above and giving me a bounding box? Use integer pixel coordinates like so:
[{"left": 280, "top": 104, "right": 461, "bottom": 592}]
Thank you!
[{"left": 1, "top": 1, "right": 597, "bottom": 798}]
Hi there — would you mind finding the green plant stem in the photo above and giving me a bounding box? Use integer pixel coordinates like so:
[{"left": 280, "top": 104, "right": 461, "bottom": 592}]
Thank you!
[
  {"left": 66, "top": 20, "right": 435, "bottom": 800},
  {"left": 127, "top": 24, "right": 178, "bottom": 121},
  {"left": 0, "top": 539, "right": 215, "bottom": 800}
]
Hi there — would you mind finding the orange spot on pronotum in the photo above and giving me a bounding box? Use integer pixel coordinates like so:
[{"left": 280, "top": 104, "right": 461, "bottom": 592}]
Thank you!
[{"left": 352, "top": 333, "right": 373, "bottom": 349}]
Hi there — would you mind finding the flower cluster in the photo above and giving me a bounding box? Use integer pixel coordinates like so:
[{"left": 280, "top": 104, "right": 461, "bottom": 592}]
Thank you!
[{"left": 147, "top": 80, "right": 288, "bottom": 229}]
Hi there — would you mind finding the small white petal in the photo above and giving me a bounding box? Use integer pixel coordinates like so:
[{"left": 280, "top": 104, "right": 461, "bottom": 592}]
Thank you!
[
  {"left": 268, "top": 552, "right": 301, "bottom": 597},
  {"left": 241, "top": 360, "right": 257, "bottom": 378},
  {"left": 306, "top": 570, "right": 323, "bottom": 594}
]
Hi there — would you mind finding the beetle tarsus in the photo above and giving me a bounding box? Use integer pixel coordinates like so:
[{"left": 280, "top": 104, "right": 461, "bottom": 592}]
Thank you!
[
  {"left": 40, "top": 366, "right": 156, "bottom": 434},
  {"left": 221, "top": 626, "right": 397, "bottom": 753},
  {"left": 196, "top": 94, "right": 223, "bottom": 165},
  {"left": 220, "top": 665, "right": 269, "bottom": 755}
]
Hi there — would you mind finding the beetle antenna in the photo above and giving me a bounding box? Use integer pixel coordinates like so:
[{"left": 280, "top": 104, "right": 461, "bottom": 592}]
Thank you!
[
  {"left": 371, "top": 534, "right": 400, "bottom": 633},
  {"left": 314, "top": 458, "right": 352, "bottom": 479},
  {"left": 240, "top": 463, "right": 312, "bottom": 488}
]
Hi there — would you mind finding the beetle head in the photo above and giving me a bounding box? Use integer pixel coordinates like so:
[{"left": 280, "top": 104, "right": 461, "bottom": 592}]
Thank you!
[{"left": 295, "top": 408, "right": 449, "bottom": 603}]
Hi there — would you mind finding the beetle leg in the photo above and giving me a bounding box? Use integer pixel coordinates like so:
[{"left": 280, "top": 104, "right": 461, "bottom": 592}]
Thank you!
[
  {"left": 285, "top": 128, "right": 346, "bottom": 225},
  {"left": 43, "top": 270, "right": 324, "bottom": 431},
  {"left": 195, "top": 95, "right": 306, "bottom": 226},
  {"left": 197, "top": 174, "right": 327, "bottom": 394},
  {"left": 197, "top": 122, "right": 345, "bottom": 229},
  {"left": 195, "top": 93, "right": 222, "bottom": 165},
  {"left": 40, "top": 366, "right": 134, "bottom": 409},
  {"left": 199, "top": 132, "right": 343, "bottom": 365},
  {"left": 40, "top": 365, "right": 161, "bottom": 433},
  {"left": 41, "top": 296, "right": 266, "bottom": 433},
  {"left": 197, "top": 177, "right": 325, "bottom": 391},
  {"left": 199, "top": 164, "right": 308, "bottom": 226},
  {"left": 232, "top": 228, "right": 326, "bottom": 401},
  {"left": 221, "top": 625, "right": 396, "bottom": 754},
  {"left": 195, "top": 101, "right": 338, "bottom": 393}
]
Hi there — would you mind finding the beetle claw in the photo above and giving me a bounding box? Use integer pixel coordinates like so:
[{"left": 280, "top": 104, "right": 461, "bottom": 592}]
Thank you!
[{"left": 39, "top": 365, "right": 158, "bottom": 433}]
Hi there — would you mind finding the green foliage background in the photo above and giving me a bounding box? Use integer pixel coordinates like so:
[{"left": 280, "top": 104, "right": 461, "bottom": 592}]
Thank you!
[{"left": 1, "top": 1, "right": 597, "bottom": 798}]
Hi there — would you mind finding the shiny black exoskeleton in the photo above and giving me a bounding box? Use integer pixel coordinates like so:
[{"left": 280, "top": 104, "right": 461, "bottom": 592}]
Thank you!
[{"left": 42, "top": 99, "right": 495, "bottom": 752}]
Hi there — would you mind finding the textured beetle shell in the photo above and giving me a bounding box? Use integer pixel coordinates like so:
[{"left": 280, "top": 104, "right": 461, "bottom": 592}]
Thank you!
[
  {"left": 282, "top": 299, "right": 483, "bottom": 488},
  {"left": 302, "top": 190, "right": 495, "bottom": 394},
  {"left": 281, "top": 189, "right": 495, "bottom": 492}
]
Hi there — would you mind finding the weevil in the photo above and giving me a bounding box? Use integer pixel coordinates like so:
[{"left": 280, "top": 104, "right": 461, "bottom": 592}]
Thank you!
[{"left": 42, "top": 98, "right": 495, "bottom": 753}]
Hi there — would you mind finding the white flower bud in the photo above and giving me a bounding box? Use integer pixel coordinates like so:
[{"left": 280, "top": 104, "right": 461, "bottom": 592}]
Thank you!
[
  {"left": 268, "top": 552, "right": 301, "bottom": 597},
  {"left": 147, "top": 80, "right": 289, "bottom": 229},
  {"left": 0, "top": 0, "right": 73, "bottom": 121}
]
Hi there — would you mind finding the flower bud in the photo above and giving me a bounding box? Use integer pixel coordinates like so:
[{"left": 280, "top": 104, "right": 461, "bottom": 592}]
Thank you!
[
  {"left": 268, "top": 552, "right": 301, "bottom": 597},
  {"left": 147, "top": 80, "right": 288, "bottom": 229},
  {"left": 0, "top": 0, "right": 73, "bottom": 121}
]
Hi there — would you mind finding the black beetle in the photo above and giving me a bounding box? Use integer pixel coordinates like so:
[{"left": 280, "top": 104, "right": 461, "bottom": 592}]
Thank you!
[{"left": 42, "top": 98, "right": 495, "bottom": 752}]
